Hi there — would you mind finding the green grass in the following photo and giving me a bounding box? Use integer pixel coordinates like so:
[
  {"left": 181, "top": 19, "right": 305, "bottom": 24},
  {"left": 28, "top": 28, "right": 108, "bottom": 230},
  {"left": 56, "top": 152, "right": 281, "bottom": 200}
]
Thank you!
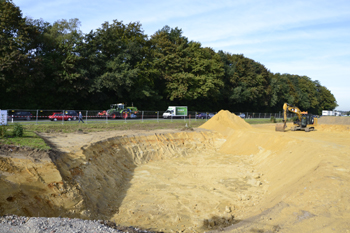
[
  {"left": 1, "top": 119, "right": 207, "bottom": 149},
  {"left": 1, "top": 118, "right": 280, "bottom": 149},
  {"left": 22, "top": 119, "right": 206, "bottom": 133},
  {"left": 0, "top": 128, "right": 50, "bottom": 150}
]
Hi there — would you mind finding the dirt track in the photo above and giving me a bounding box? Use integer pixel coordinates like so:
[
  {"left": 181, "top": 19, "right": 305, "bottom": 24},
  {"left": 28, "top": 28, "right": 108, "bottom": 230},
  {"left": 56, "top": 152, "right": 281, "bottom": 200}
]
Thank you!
[{"left": 1, "top": 111, "right": 350, "bottom": 232}]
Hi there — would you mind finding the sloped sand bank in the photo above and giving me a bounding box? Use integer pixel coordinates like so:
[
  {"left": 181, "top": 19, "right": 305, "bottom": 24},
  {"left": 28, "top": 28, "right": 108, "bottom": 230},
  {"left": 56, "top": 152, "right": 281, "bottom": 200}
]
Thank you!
[{"left": 1, "top": 111, "right": 350, "bottom": 232}]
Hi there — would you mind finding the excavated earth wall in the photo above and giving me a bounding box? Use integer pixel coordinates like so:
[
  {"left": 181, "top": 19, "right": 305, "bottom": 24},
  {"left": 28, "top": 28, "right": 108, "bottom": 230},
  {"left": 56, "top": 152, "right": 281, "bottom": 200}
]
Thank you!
[
  {"left": 318, "top": 116, "right": 350, "bottom": 125},
  {"left": 1, "top": 111, "right": 350, "bottom": 232}
]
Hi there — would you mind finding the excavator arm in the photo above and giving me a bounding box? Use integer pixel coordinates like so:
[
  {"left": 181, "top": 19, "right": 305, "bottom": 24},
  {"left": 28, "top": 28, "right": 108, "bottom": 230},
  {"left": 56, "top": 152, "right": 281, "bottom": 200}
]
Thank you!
[
  {"left": 276, "top": 103, "right": 303, "bottom": 132},
  {"left": 284, "top": 103, "right": 302, "bottom": 122}
]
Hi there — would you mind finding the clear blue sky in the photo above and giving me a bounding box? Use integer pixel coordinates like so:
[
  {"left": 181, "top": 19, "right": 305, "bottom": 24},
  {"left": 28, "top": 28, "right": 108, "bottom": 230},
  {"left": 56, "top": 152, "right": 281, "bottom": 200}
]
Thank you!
[{"left": 13, "top": 0, "right": 350, "bottom": 111}]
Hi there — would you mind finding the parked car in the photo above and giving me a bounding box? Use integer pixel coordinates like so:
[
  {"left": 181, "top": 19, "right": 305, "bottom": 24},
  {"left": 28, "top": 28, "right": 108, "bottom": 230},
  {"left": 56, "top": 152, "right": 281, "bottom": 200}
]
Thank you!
[
  {"left": 196, "top": 112, "right": 209, "bottom": 119},
  {"left": 49, "top": 112, "right": 72, "bottom": 121},
  {"left": 64, "top": 110, "right": 78, "bottom": 120},
  {"left": 196, "top": 112, "right": 215, "bottom": 119},
  {"left": 239, "top": 113, "right": 246, "bottom": 118},
  {"left": 7, "top": 111, "right": 32, "bottom": 121}
]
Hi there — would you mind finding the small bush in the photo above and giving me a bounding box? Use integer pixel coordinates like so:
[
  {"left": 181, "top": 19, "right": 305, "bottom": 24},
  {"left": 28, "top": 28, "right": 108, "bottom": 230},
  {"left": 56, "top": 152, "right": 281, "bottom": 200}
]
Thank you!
[
  {"left": 12, "top": 123, "right": 24, "bottom": 137},
  {"left": 270, "top": 116, "right": 276, "bottom": 123},
  {"left": 0, "top": 125, "right": 7, "bottom": 138},
  {"left": 291, "top": 116, "right": 298, "bottom": 122}
]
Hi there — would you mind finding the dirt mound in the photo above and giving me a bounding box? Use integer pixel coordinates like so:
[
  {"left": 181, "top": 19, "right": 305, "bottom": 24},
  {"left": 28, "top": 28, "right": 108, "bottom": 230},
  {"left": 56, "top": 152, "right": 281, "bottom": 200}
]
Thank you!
[
  {"left": 199, "top": 110, "right": 252, "bottom": 135},
  {"left": 212, "top": 122, "right": 350, "bottom": 233},
  {"left": 318, "top": 116, "right": 350, "bottom": 125}
]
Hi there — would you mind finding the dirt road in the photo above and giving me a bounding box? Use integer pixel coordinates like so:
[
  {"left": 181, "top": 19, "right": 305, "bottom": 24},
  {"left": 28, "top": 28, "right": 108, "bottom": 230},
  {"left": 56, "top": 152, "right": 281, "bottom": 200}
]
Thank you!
[{"left": 1, "top": 111, "right": 350, "bottom": 232}]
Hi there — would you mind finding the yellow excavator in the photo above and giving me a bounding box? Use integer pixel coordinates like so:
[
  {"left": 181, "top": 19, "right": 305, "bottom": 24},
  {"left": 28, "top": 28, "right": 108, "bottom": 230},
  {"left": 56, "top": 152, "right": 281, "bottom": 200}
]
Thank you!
[{"left": 275, "top": 103, "right": 317, "bottom": 132}]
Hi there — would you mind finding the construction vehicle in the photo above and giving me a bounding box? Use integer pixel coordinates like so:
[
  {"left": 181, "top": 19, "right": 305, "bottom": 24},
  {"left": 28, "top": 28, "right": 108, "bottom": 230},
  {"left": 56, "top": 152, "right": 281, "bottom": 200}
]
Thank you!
[
  {"left": 275, "top": 103, "right": 317, "bottom": 132},
  {"left": 98, "top": 103, "right": 139, "bottom": 119}
]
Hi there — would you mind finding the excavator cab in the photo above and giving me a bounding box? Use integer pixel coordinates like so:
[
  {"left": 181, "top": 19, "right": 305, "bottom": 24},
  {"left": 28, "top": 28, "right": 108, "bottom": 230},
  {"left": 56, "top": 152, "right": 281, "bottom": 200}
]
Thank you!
[
  {"left": 110, "top": 103, "right": 125, "bottom": 111},
  {"left": 301, "top": 116, "right": 308, "bottom": 127},
  {"left": 292, "top": 114, "right": 316, "bottom": 132},
  {"left": 296, "top": 114, "right": 314, "bottom": 126},
  {"left": 298, "top": 114, "right": 313, "bottom": 127}
]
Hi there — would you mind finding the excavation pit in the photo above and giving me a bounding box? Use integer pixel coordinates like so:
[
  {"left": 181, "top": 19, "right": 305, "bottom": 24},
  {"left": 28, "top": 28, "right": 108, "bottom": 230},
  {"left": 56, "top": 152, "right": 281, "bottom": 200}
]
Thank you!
[
  {"left": 1, "top": 110, "right": 350, "bottom": 232},
  {"left": 54, "top": 130, "right": 267, "bottom": 232},
  {"left": 0, "top": 130, "right": 264, "bottom": 232}
]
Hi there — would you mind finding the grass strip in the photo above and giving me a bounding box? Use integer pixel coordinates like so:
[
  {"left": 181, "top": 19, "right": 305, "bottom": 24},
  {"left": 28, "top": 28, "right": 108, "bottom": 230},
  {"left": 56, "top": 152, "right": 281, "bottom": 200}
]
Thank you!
[
  {"left": 0, "top": 120, "right": 207, "bottom": 149},
  {"left": 23, "top": 119, "right": 205, "bottom": 133},
  {"left": 1, "top": 118, "right": 278, "bottom": 149},
  {"left": 0, "top": 129, "right": 50, "bottom": 150}
]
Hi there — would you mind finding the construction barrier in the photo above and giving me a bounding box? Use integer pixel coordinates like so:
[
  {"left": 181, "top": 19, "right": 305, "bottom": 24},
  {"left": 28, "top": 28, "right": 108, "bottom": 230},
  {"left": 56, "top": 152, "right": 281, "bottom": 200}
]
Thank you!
[{"left": 4, "top": 109, "right": 298, "bottom": 125}]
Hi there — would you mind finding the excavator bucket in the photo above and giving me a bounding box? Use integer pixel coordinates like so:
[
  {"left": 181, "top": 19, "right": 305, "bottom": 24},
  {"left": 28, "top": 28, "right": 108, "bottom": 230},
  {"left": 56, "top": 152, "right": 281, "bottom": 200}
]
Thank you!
[{"left": 275, "top": 123, "right": 285, "bottom": 132}]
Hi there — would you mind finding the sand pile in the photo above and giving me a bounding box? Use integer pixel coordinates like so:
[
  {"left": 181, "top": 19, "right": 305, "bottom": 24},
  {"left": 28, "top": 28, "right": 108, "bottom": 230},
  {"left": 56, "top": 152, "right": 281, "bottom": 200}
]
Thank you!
[
  {"left": 220, "top": 124, "right": 350, "bottom": 232},
  {"left": 199, "top": 110, "right": 252, "bottom": 135},
  {"left": 199, "top": 111, "right": 350, "bottom": 232},
  {"left": 318, "top": 116, "right": 350, "bottom": 125}
]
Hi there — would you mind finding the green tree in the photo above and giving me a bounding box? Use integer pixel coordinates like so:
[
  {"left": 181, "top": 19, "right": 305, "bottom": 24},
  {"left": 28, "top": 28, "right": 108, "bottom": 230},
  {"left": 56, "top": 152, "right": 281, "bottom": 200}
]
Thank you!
[
  {"left": 217, "top": 52, "right": 271, "bottom": 111},
  {"left": 0, "top": 0, "right": 28, "bottom": 83},
  {"left": 0, "top": 2, "right": 338, "bottom": 112},
  {"left": 88, "top": 20, "right": 161, "bottom": 108},
  {"left": 316, "top": 84, "right": 337, "bottom": 114},
  {"left": 269, "top": 73, "right": 337, "bottom": 114},
  {"left": 150, "top": 26, "right": 224, "bottom": 107},
  {"left": 0, "top": 0, "right": 42, "bottom": 108},
  {"left": 35, "top": 18, "right": 85, "bottom": 108}
]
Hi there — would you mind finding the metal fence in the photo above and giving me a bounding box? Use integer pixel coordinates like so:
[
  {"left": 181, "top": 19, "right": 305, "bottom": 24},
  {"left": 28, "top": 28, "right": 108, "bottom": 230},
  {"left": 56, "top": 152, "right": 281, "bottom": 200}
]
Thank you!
[{"left": 4, "top": 109, "right": 296, "bottom": 125}]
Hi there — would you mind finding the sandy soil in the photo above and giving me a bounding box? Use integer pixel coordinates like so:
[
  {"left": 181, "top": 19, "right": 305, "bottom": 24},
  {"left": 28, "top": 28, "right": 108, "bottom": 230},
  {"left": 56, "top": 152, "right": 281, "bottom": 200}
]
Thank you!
[{"left": 1, "top": 111, "right": 350, "bottom": 232}]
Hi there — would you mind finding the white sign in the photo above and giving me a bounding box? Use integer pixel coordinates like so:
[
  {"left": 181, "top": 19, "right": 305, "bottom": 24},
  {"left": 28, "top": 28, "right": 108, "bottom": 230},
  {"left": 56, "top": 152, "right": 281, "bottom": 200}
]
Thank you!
[{"left": 0, "top": 110, "right": 8, "bottom": 126}]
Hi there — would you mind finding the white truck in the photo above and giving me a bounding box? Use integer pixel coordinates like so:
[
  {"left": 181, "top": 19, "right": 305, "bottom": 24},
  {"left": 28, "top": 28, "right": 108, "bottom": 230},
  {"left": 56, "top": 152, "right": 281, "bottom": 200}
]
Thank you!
[
  {"left": 163, "top": 106, "right": 188, "bottom": 119},
  {"left": 322, "top": 110, "right": 342, "bottom": 116},
  {"left": 322, "top": 110, "right": 333, "bottom": 116}
]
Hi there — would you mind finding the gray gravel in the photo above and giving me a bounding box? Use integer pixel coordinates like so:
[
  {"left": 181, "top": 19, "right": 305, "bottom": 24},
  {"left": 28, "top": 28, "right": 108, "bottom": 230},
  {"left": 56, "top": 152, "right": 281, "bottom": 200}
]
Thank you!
[{"left": 0, "top": 215, "right": 161, "bottom": 233}]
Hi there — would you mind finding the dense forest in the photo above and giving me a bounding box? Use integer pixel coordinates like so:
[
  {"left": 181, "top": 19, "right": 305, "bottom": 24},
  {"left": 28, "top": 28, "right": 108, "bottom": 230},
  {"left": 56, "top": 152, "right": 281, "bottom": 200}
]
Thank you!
[{"left": 0, "top": 0, "right": 337, "bottom": 114}]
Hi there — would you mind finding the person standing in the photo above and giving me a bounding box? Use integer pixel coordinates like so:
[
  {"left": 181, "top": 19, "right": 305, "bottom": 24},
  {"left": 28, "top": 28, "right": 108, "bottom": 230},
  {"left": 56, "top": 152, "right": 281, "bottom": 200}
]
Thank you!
[{"left": 78, "top": 111, "right": 84, "bottom": 123}]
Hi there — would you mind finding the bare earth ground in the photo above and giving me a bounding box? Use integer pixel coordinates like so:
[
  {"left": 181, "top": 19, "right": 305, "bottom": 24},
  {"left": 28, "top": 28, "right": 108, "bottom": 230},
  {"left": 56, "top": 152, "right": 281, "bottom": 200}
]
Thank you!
[{"left": 1, "top": 112, "right": 350, "bottom": 232}]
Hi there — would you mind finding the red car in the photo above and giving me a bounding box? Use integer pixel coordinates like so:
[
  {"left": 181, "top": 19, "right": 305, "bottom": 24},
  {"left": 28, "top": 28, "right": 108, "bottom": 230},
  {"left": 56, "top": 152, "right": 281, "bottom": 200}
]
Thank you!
[{"left": 49, "top": 112, "right": 72, "bottom": 121}]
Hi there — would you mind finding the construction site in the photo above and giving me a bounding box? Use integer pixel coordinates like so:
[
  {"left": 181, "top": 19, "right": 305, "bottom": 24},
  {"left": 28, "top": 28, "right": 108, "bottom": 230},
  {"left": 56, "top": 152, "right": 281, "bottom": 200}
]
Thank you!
[{"left": 1, "top": 110, "right": 350, "bottom": 232}]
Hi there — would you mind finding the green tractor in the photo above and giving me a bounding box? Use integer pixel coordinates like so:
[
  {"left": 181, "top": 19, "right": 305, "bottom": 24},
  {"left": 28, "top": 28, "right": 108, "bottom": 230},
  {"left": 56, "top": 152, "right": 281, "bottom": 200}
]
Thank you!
[{"left": 107, "top": 103, "right": 139, "bottom": 119}]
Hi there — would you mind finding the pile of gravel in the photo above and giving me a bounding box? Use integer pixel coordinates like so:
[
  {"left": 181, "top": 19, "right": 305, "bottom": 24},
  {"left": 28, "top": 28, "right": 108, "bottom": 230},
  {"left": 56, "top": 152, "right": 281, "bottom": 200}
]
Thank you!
[{"left": 0, "top": 215, "right": 161, "bottom": 233}]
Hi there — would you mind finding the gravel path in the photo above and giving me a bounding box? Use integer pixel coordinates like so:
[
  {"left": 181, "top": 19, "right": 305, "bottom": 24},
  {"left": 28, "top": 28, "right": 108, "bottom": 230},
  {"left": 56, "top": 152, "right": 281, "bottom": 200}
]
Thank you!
[{"left": 0, "top": 215, "right": 161, "bottom": 233}]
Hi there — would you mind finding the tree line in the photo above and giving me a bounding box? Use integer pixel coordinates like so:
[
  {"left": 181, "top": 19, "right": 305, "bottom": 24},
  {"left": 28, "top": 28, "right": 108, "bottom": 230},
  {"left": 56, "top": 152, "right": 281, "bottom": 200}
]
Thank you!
[{"left": 0, "top": 0, "right": 337, "bottom": 114}]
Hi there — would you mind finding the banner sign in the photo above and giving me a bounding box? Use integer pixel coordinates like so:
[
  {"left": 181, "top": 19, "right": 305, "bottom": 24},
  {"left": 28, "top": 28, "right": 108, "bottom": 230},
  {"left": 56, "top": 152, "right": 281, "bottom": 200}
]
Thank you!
[{"left": 0, "top": 110, "right": 8, "bottom": 126}]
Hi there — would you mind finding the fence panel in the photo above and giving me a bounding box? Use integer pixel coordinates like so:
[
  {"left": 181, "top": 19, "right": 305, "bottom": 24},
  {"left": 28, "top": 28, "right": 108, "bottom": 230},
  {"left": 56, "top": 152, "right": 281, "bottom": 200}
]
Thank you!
[{"left": 4, "top": 109, "right": 303, "bottom": 125}]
